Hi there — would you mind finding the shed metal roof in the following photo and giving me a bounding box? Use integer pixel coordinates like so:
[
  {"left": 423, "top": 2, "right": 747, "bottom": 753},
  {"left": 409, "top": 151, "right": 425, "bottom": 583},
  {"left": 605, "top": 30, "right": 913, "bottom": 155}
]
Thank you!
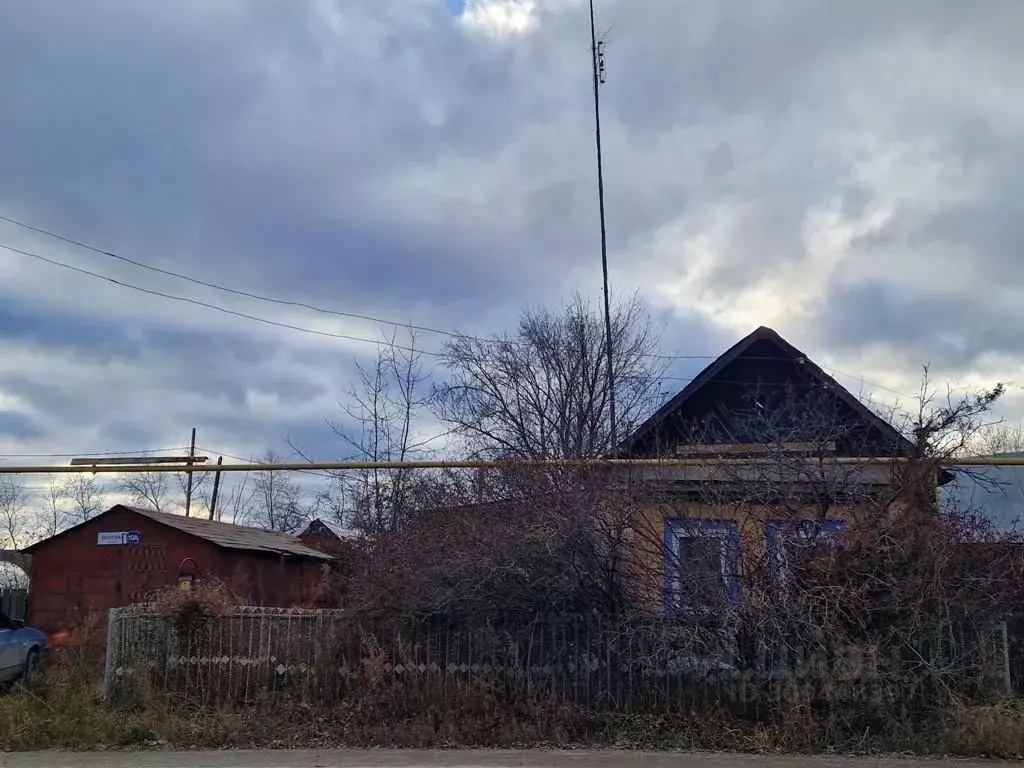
[
  {"left": 127, "top": 507, "right": 333, "bottom": 560},
  {"left": 24, "top": 505, "right": 333, "bottom": 560}
]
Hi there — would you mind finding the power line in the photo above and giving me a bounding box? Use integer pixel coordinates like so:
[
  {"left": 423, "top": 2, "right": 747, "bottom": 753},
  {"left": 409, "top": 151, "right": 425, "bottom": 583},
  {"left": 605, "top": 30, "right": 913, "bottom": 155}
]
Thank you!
[
  {"left": 0, "top": 237, "right": 785, "bottom": 362},
  {"left": 828, "top": 368, "right": 914, "bottom": 400},
  {"left": 0, "top": 213, "right": 780, "bottom": 362},
  {"left": 0, "top": 213, "right": 482, "bottom": 345},
  {"left": 1, "top": 237, "right": 922, "bottom": 411},
  {"left": 2, "top": 236, "right": 922, "bottom": 410},
  {"left": 0, "top": 219, "right": 941, "bottom": 402},
  {"left": 1, "top": 236, "right": 698, "bottom": 361},
  {"left": 0, "top": 446, "right": 186, "bottom": 459},
  {"left": 197, "top": 447, "right": 332, "bottom": 479},
  {"left": 0, "top": 241, "right": 445, "bottom": 356}
]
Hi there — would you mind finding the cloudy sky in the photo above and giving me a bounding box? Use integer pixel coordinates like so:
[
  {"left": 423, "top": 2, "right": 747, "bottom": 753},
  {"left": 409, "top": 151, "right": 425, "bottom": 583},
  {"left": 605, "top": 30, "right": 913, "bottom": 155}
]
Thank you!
[{"left": 1, "top": 0, "right": 1022, "bottom": 481}]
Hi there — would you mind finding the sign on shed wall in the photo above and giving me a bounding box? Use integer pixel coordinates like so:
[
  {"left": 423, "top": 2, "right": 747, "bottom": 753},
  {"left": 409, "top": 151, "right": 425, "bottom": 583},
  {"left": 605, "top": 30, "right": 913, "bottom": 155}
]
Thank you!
[{"left": 96, "top": 531, "right": 141, "bottom": 546}]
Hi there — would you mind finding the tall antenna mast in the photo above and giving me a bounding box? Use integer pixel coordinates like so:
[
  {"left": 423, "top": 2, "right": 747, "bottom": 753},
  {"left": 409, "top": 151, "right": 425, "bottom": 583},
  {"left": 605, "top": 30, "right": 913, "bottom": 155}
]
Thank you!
[{"left": 589, "top": 0, "right": 617, "bottom": 451}]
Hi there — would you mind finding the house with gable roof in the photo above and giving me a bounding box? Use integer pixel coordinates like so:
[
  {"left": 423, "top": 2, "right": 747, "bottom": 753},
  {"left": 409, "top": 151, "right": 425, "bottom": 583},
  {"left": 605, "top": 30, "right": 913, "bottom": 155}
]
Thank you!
[{"left": 612, "top": 326, "right": 919, "bottom": 615}]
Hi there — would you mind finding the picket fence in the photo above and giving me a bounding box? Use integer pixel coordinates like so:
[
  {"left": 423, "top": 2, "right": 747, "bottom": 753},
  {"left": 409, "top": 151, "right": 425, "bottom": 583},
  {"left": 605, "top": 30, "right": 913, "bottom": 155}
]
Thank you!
[{"left": 101, "top": 606, "right": 1014, "bottom": 713}]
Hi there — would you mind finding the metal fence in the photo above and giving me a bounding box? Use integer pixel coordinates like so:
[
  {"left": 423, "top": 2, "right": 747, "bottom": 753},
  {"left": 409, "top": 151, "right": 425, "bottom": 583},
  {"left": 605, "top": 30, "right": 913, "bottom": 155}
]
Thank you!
[
  {"left": 0, "top": 587, "right": 27, "bottom": 622},
  {"left": 102, "top": 606, "right": 1014, "bottom": 713}
]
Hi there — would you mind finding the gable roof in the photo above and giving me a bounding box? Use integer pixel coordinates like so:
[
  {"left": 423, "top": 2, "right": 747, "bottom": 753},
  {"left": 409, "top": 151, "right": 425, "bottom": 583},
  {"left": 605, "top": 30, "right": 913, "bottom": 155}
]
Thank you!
[
  {"left": 301, "top": 518, "right": 362, "bottom": 541},
  {"left": 618, "top": 326, "right": 915, "bottom": 458},
  {"left": 24, "top": 505, "right": 333, "bottom": 560}
]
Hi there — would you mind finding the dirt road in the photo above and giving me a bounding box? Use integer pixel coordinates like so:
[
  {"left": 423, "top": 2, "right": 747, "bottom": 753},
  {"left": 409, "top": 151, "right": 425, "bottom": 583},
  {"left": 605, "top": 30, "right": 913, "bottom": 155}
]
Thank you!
[{"left": 0, "top": 750, "right": 1013, "bottom": 768}]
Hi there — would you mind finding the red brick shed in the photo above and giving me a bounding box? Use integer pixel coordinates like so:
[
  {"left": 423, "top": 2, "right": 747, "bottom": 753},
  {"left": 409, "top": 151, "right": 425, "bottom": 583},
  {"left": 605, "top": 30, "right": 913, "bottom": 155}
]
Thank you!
[{"left": 22, "top": 505, "right": 333, "bottom": 636}]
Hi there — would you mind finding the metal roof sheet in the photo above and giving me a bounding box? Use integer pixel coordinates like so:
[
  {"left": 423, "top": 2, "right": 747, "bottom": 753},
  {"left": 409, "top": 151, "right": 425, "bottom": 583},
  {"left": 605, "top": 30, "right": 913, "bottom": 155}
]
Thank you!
[
  {"left": 124, "top": 507, "right": 333, "bottom": 560},
  {"left": 303, "top": 518, "right": 362, "bottom": 541}
]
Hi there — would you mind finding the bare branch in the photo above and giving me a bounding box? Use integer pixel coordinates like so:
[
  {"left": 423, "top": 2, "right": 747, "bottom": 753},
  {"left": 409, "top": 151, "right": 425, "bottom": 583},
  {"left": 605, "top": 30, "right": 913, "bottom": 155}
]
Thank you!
[{"left": 434, "top": 292, "right": 666, "bottom": 461}]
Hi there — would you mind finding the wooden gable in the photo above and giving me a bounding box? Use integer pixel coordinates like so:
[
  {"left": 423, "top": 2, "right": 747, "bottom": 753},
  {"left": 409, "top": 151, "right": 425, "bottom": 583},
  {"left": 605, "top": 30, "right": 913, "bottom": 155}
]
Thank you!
[{"left": 619, "top": 326, "right": 914, "bottom": 459}]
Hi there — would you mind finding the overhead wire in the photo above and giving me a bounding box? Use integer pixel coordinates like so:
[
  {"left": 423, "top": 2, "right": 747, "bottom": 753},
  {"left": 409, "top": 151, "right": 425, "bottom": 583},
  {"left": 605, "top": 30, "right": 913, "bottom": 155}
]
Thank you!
[
  {"left": 0, "top": 213, "right": 482, "bottom": 345},
  {"left": 198, "top": 427, "right": 461, "bottom": 480},
  {"left": 0, "top": 446, "right": 187, "bottom": 459},
  {"left": 198, "top": 448, "right": 333, "bottom": 479},
  {"left": 0, "top": 214, "right": 867, "bottom": 363},
  {"left": 0, "top": 215, "right": 923, "bottom": 400},
  {"left": 0, "top": 241, "right": 442, "bottom": 356}
]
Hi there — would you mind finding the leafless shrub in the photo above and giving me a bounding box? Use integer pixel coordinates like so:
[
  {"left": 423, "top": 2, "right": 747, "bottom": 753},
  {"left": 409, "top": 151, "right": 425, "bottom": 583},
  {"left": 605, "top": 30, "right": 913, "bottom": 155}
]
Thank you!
[{"left": 145, "top": 579, "right": 244, "bottom": 659}]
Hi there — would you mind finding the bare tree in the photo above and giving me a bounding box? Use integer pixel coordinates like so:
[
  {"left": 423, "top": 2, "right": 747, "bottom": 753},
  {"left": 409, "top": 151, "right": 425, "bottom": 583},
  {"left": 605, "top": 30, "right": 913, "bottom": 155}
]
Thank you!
[
  {"left": 0, "top": 476, "right": 29, "bottom": 549},
  {"left": 212, "top": 471, "right": 256, "bottom": 524},
  {"left": 904, "top": 367, "right": 1005, "bottom": 461},
  {"left": 174, "top": 467, "right": 212, "bottom": 518},
  {"left": 39, "top": 474, "right": 69, "bottom": 538},
  {"left": 434, "top": 293, "right": 665, "bottom": 460},
  {"left": 249, "top": 450, "right": 307, "bottom": 532},
  {"left": 117, "top": 471, "right": 173, "bottom": 513},
  {"left": 307, "top": 329, "right": 441, "bottom": 537},
  {"left": 974, "top": 421, "right": 1024, "bottom": 456},
  {"left": 64, "top": 475, "right": 103, "bottom": 524}
]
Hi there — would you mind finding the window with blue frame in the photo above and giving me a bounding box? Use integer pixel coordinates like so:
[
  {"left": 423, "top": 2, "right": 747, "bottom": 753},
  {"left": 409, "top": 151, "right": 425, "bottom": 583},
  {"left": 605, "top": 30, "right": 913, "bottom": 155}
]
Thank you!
[
  {"left": 766, "top": 519, "right": 844, "bottom": 585},
  {"left": 664, "top": 518, "right": 740, "bottom": 616}
]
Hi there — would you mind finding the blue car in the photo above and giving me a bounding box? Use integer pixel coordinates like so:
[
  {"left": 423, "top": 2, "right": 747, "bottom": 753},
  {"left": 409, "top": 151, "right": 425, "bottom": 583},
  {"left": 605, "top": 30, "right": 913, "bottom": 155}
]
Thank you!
[{"left": 0, "top": 610, "right": 46, "bottom": 685}]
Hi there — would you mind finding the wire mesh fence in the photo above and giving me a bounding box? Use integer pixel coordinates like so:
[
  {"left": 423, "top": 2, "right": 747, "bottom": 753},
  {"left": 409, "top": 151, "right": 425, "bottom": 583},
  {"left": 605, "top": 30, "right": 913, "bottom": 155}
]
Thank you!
[{"left": 101, "top": 606, "right": 1015, "bottom": 716}]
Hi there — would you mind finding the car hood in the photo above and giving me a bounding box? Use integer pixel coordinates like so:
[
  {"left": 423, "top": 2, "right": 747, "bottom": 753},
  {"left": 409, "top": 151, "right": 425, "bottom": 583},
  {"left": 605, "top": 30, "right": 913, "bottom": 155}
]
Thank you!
[{"left": 19, "top": 627, "right": 48, "bottom": 647}]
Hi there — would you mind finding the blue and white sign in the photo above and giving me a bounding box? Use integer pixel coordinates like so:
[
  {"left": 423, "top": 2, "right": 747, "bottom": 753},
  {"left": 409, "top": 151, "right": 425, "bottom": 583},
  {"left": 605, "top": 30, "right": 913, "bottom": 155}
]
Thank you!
[{"left": 97, "top": 531, "right": 141, "bottom": 546}]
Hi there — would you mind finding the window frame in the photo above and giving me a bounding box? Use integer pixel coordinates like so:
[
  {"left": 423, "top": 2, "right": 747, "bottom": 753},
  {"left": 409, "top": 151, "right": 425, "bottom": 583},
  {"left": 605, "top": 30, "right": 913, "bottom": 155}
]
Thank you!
[
  {"left": 765, "top": 519, "right": 844, "bottom": 586},
  {"left": 663, "top": 517, "right": 741, "bottom": 616}
]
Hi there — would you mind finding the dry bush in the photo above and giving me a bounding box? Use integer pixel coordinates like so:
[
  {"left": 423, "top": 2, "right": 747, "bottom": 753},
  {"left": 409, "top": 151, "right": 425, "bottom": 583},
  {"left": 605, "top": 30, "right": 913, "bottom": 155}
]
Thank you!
[{"left": 150, "top": 578, "right": 242, "bottom": 636}]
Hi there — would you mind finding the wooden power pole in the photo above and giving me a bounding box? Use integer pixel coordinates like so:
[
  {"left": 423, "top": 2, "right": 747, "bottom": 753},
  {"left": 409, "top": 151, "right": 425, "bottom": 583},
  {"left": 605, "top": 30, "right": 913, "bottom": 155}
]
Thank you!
[{"left": 184, "top": 427, "right": 196, "bottom": 517}]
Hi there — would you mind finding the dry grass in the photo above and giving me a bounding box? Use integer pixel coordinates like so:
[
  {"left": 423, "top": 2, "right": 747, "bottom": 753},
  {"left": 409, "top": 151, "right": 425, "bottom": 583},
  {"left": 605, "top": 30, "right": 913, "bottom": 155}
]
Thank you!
[
  {"left": 940, "top": 700, "right": 1024, "bottom": 759},
  {"left": 2, "top": 661, "right": 1022, "bottom": 756}
]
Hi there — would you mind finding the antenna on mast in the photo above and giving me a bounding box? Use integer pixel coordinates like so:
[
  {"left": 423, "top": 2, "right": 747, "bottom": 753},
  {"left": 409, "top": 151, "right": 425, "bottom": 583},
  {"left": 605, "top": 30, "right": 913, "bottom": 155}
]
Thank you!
[{"left": 589, "top": 0, "right": 617, "bottom": 452}]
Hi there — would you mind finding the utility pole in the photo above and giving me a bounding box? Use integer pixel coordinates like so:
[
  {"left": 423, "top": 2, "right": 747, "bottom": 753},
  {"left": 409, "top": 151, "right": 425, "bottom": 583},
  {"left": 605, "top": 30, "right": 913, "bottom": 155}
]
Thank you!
[
  {"left": 184, "top": 427, "right": 196, "bottom": 517},
  {"left": 590, "top": 0, "right": 617, "bottom": 451},
  {"left": 208, "top": 456, "right": 223, "bottom": 521}
]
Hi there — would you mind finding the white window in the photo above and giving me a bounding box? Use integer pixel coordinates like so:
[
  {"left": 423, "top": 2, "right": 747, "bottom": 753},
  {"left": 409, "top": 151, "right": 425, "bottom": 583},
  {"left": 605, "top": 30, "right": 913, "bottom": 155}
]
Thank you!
[{"left": 664, "top": 518, "right": 740, "bottom": 616}]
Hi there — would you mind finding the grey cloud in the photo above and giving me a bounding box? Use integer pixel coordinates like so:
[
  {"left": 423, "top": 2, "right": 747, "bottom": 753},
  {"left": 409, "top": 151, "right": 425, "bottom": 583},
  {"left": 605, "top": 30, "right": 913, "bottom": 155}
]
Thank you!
[
  {"left": 1, "top": 0, "right": 1023, "bottom": 471},
  {"left": 0, "top": 411, "right": 44, "bottom": 442},
  {"left": 821, "top": 276, "right": 1024, "bottom": 372}
]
